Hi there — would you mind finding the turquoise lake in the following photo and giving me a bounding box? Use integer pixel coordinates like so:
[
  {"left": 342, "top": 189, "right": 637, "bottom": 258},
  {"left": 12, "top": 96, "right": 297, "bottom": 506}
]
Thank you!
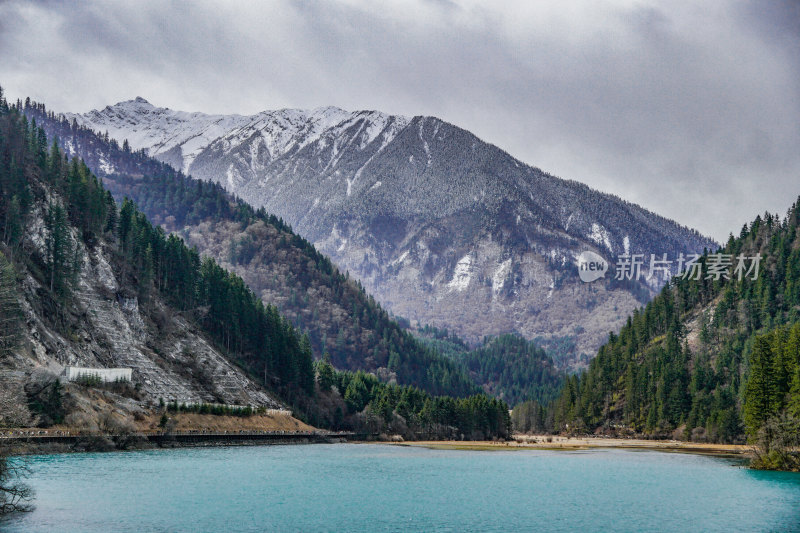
[{"left": 4, "top": 444, "right": 800, "bottom": 532}]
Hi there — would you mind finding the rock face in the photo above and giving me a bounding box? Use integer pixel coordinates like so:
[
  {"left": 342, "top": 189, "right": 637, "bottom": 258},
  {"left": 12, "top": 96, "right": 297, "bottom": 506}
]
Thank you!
[
  {"left": 10, "top": 198, "right": 280, "bottom": 409},
  {"left": 69, "top": 99, "right": 717, "bottom": 360}
]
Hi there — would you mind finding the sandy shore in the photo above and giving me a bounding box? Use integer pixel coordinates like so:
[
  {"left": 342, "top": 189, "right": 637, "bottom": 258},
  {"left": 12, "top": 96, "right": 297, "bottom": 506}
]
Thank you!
[{"left": 393, "top": 435, "right": 752, "bottom": 457}]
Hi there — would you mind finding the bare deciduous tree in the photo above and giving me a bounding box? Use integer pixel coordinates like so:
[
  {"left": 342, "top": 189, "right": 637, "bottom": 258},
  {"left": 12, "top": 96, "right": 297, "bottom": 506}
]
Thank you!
[
  {"left": 0, "top": 252, "right": 22, "bottom": 356},
  {"left": 98, "top": 411, "right": 140, "bottom": 450},
  {"left": 0, "top": 450, "right": 34, "bottom": 517},
  {"left": 0, "top": 378, "right": 30, "bottom": 428}
]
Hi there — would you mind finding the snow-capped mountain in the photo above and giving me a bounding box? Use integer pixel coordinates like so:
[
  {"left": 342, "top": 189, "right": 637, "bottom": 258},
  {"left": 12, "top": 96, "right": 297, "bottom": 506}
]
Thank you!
[{"left": 68, "top": 98, "right": 717, "bottom": 362}]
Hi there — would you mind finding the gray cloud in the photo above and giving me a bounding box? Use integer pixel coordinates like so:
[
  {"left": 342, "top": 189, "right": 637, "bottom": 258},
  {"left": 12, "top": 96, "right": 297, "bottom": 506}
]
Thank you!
[{"left": 1, "top": 0, "right": 798, "bottom": 241}]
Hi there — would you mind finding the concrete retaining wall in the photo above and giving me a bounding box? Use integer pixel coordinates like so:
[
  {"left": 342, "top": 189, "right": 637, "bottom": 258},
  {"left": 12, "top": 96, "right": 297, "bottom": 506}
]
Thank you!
[{"left": 62, "top": 366, "right": 132, "bottom": 383}]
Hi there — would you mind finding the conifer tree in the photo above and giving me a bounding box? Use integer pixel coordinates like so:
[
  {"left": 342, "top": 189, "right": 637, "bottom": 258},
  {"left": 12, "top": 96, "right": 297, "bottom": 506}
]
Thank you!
[
  {"left": 44, "top": 202, "right": 77, "bottom": 298},
  {"left": 744, "top": 336, "right": 779, "bottom": 438}
]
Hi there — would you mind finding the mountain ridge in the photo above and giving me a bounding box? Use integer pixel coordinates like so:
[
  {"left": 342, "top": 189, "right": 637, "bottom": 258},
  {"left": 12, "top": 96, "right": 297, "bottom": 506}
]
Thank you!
[
  {"left": 67, "top": 97, "right": 717, "bottom": 361},
  {"left": 25, "top": 99, "right": 482, "bottom": 398}
]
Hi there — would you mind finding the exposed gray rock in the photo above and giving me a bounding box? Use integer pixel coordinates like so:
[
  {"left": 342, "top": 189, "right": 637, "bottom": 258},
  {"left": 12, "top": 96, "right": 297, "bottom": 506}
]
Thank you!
[{"left": 11, "top": 204, "right": 280, "bottom": 409}]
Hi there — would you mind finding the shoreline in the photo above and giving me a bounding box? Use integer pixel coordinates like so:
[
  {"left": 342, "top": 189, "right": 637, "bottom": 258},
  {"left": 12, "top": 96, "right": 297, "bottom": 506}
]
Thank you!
[
  {"left": 1, "top": 433, "right": 351, "bottom": 457},
  {"left": 389, "top": 436, "right": 753, "bottom": 458},
  {"left": 3, "top": 429, "right": 753, "bottom": 459},
  {"left": 0, "top": 411, "right": 335, "bottom": 456}
]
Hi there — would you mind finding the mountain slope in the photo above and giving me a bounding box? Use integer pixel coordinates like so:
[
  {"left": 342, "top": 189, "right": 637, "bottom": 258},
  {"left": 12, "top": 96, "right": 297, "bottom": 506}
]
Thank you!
[
  {"left": 0, "top": 97, "right": 510, "bottom": 442},
  {"left": 25, "top": 100, "right": 479, "bottom": 398},
  {"left": 0, "top": 100, "right": 307, "bottom": 429},
  {"left": 548, "top": 200, "right": 800, "bottom": 451},
  {"left": 460, "top": 334, "right": 564, "bottom": 407},
  {"left": 67, "top": 98, "right": 717, "bottom": 359},
  {"left": 412, "top": 328, "right": 565, "bottom": 407}
]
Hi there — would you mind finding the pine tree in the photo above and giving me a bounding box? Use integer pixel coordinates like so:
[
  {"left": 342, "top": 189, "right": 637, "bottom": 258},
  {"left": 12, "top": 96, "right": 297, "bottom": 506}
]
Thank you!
[
  {"left": 744, "top": 336, "right": 779, "bottom": 439},
  {"left": 104, "top": 191, "right": 118, "bottom": 234},
  {"left": 344, "top": 374, "right": 370, "bottom": 412},
  {"left": 316, "top": 353, "right": 335, "bottom": 392},
  {"left": 298, "top": 333, "right": 315, "bottom": 394},
  {"left": 118, "top": 198, "right": 134, "bottom": 252},
  {"left": 44, "top": 202, "right": 76, "bottom": 298},
  {"left": 138, "top": 244, "right": 154, "bottom": 303}
]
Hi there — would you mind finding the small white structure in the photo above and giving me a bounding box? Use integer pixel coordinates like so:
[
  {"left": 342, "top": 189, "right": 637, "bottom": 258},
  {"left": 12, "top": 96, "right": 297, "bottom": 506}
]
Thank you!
[{"left": 62, "top": 366, "right": 132, "bottom": 383}]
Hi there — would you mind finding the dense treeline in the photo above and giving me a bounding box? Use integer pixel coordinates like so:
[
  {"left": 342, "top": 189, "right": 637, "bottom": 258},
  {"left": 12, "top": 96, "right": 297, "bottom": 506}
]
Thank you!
[
  {"left": 460, "top": 334, "right": 564, "bottom": 407},
  {"left": 742, "top": 326, "right": 800, "bottom": 469},
  {"left": 24, "top": 99, "right": 478, "bottom": 398},
  {"left": 743, "top": 325, "right": 800, "bottom": 436},
  {"left": 309, "top": 358, "right": 511, "bottom": 440},
  {"left": 414, "top": 330, "right": 566, "bottom": 408},
  {"left": 0, "top": 92, "right": 315, "bottom": 401},
  {"left": 511, "top": 399, "right": 550, "bottom": 434},
  {"left": 544, "top": 200, "right": 800, "bottom": 456}
]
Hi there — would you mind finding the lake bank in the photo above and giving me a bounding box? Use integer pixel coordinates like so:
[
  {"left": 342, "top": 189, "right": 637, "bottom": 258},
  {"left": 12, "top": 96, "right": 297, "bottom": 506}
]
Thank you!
[
  {"left": 4, "top": 425, "right": 752, "bottom": 458},
  {"left": 393, "top": 435, "right": 752, "bottom": 457},
  {"left": 1, "top": 431, "right": 350, "bottom": 456}
]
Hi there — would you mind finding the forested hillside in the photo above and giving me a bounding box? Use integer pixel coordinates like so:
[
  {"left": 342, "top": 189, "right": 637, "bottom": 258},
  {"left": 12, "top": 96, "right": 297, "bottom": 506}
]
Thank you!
[
  {"left": 460, "top": 334, "right": 564, "bottom": 407},
  {"left": 0, "top": 91, "right": 313, "bottom": 408},
  {"left": 412, "top": 328, "right": 565, "bottom": 407},
  {"left": 22, "top": 99, "right": 477, "bottom": 398},
  {"left": 542, "top": 201, "right": 800, "bottom": 466}
]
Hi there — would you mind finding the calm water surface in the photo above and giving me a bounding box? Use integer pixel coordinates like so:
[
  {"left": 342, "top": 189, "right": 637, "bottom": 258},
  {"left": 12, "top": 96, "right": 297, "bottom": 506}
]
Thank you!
[{"left": 5, "top": 444, "right": 800, "bottom": 532}]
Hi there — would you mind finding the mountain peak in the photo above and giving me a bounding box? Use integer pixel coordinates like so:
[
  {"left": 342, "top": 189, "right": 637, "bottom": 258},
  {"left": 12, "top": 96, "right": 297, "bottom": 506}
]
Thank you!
[
  {"left": 115, "top": 96, "right": 155, "bottom": 108},
  {"left": 309, "top": 105, "right": 348, "bottom": 116},
  {"left": 103, "top": 96, "right": 156, "bottom": 112}
]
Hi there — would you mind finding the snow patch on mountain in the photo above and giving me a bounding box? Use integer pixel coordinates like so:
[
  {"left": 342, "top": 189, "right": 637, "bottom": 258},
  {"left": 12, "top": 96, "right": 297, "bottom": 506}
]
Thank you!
[
  {"left": 98, "top": 156, "right": 115, "bottom": 174},
  {"left": 589, "top": 223, "right": 613, "bottom": 252},
  {"left": 448, "top": 254, "right": 473, "bottom": 292},
  {"left": 492, "top": 259, "right": 512, "bottom": 295},
  {"left": 419, "top": 120, "right": 432, "bottom": 167},
  {"left": 393, "top": 250, "right": 410, "bottom": 266},
  {"left": 68, "top": 99, "right": 410, "bottom": 180}
]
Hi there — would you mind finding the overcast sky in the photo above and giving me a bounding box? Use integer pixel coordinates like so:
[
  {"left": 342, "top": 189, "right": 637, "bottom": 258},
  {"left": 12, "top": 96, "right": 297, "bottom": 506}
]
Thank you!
[{"left": 2, "top": 0, "right": 798, "bottom": 241}]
